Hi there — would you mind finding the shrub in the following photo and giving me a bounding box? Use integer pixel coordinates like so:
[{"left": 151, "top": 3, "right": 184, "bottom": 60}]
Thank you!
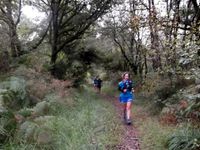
[{"left": 156, "top": 86, "right": 177, "bottom": 100}]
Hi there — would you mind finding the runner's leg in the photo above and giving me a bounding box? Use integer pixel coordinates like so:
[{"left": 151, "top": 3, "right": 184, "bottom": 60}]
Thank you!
[
  {"left": 123, "top": 103, "right": 127, "bottom": 120},
  {"left": 126, "top": 101, "right": 132, "bottom": 120}
]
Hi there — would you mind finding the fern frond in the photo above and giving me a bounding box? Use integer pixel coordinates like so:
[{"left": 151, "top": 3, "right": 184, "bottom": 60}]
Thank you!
[{"left": 168, "top": 128, "right": 200, "bottom": 150}]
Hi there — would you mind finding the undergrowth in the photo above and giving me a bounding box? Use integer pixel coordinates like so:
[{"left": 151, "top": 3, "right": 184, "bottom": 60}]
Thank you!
[{"left": 3, "top": 87, "right": 120, "bottom": 150}]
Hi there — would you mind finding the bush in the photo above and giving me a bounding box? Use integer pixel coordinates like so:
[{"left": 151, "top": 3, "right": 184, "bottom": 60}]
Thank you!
[{"left": 155, "top": 86, "right": 177, "bottom": 100}]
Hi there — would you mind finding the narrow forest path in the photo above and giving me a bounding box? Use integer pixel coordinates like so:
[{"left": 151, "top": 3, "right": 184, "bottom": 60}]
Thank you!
[{"left": 101, "top": 94, "right": 141, "bottom": 150}]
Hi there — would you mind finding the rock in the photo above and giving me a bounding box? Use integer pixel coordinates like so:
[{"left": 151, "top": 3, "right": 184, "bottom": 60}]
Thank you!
[
  {"left": 36, "top": 130, "right": 53, "bottom": 145},
  {"left": 19, "top": 121, "right": 38, "bottom": 142}
]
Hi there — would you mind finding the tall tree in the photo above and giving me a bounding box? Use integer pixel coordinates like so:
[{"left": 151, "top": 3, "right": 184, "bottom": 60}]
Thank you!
[
  {"left": 40, "top": 0, "right": 114, "bottom": 76},
  {"left": 102, "top": 0, "right": 148, "bottom": 76},
  {"left": 0, "top": 0, "right": 22, "bottom": 57}
]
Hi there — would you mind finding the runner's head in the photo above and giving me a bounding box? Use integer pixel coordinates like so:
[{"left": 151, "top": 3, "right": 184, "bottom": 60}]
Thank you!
[{"left": 122, "top": 72, "right": 130, "bottom": 80}]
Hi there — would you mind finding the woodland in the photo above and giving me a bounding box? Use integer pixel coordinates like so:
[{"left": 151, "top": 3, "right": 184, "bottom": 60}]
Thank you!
[{"left": 0, "top": 0, "right": 199, "bottom": 149}]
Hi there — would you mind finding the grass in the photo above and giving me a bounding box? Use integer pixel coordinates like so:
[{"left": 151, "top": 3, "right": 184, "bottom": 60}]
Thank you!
[
  {"left": 132, "top": 102, "right": 178, "bottom": 150},
  {"left": 136, "top": 117, "right": 175, "bottom": 150},
  {"left": 2, "top": 87, "right": 121, "bottom": 150},
  {"left": 1, "top": 143, "right": 37, "bottom": 150},
  {"left": 47, "top": 89, "right": 121, "bottom": 150}
]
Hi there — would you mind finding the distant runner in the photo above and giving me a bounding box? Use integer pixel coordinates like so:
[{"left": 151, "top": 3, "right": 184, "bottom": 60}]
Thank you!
[
  {"left": 118, "top": 72, "right": 135, "bottom": 125},
  {"left": 93, "top": 76, "right": 102, "bottom": 93}
]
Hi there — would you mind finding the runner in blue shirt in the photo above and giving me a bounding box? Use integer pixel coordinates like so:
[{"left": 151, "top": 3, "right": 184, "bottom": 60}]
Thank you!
[
  {"left": 118, "top": 72, "right": 135, "bottom": 125},
  {"left": 93, "top": 76, "right": 102, "bottom": 93}
]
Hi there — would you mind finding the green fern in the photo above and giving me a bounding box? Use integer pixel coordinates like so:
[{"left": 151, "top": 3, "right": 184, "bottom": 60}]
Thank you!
[
  {"left": 184, "top": 101, "right": 200, "bottom": 117},
  {"left": 0, "top": 111, "right": 17, "bottom": 144},
  {"left": 18, "top": 108, "right": 32, "bottom": 118},
  {"left": 0, "top": 118, "right": 7, "bottom": 136},
  {"left": 0, "top": 77, "right": 28, "bottom": 110},
  {"left": 168, "top": 128, "right": 200, "bottom": 150}
]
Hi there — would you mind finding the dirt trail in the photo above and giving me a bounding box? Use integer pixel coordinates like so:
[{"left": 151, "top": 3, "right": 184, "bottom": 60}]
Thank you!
[{"left": 101, "top": 94, "right": 140, "bottom": 150}]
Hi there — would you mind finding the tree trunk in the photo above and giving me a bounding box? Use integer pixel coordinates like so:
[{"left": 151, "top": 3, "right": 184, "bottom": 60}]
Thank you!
[
  {"left": 50, "top": 0, "right": 59, "bottom": 75},
  {"left": 10, "top": 24, "right": 21, "bottom": 57},
  {"left": 148, "top": 0, "right": 162, "bottom": 71},
  {"left": 144, "top": 53, "right": 148, "bottom": 78},
  {"left": 170, "top": 0, "right": 181, "bottom": 69},
  {"left": 6, "top": 0, "right": 21, "bottom": 57}
]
